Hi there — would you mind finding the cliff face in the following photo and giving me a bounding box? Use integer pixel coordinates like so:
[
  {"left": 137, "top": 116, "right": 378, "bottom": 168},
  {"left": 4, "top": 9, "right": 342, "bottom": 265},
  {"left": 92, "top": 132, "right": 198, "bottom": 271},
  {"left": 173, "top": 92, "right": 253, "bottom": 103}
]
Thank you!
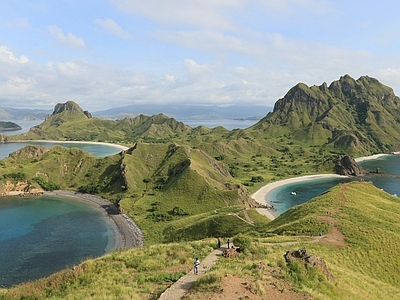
[
  {"left": 251, "top": 75, "right": 400, "bottom": 155},
  {"left": 51, "top": 101, "right": 92, "bottom": 119},
  {"left": 334, "top": 155, "right": 366, "bottom": 176}
]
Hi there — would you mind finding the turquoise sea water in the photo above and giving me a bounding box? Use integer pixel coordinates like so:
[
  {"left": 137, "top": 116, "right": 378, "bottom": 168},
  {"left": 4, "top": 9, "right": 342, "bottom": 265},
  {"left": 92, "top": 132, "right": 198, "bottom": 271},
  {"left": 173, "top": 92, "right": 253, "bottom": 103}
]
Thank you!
[
  {"left": 0, "top": 141, "right": 123, "bottom": 160},
  {"left": 0, "top": 196, "right": 116, "bottom": 287},
  {"left": 266, "top": 155, "right": 400, "bottom": 217},
  {"left": 0, "top": 141, "right": 122, "bottom": 287}
]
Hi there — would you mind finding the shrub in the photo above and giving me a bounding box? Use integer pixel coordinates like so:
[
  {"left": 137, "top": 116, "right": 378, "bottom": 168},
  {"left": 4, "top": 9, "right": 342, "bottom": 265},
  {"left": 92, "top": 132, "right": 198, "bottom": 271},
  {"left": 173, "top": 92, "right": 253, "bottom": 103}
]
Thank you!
[{"left": 232, "top": 234, "right": 253, "bottom": 251}]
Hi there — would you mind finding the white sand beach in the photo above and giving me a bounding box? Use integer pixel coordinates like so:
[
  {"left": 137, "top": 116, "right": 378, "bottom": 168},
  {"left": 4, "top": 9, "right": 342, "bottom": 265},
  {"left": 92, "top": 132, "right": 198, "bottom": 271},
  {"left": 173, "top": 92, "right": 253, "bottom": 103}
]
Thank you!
[
  {"left": 251, "top": 174, "right": 348, "bottom": 220},
  {"left": 355, "top": 152, "right": 399, "bottom": 162},
  {"left": 14, "top": 140, "right": 130, "bottom": 151}
]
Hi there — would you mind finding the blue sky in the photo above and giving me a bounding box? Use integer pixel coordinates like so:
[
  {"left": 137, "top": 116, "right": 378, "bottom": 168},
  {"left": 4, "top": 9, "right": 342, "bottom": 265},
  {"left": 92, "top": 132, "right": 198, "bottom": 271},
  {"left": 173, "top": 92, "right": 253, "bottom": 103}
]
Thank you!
[{"left": 1, "top": 0, "right": 400, "bottom": 111}]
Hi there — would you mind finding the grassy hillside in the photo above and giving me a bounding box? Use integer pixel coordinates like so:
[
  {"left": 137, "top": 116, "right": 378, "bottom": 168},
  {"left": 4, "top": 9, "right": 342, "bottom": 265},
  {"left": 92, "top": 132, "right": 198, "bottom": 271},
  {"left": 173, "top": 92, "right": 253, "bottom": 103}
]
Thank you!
[
  {"left": 2, "top": 75, "right": 400, "bottom": 298},
  {"left": 250, "top": 75, "right": 400, "bottom": 156},
  {"left": 0, "top": 142, "right": 259, "bottom": 244},
  {"left": 1, "top": 181, "right": 399, "bottom": 299}
]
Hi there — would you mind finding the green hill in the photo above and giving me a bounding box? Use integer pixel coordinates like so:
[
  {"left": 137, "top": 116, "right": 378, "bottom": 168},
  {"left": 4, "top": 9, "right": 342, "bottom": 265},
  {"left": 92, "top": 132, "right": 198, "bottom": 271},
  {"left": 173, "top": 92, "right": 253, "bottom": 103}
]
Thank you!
[
  {"left": 249, "top": 75, "right": 400, "bottom": 156},
  {"left": 2, "top": 75, "right": 400, "bottom": 298},
  {"left": 0, "top": 142, "right": 258, "bottom": 244},
  {"left": 1, "top": 181, "right": 399, "bottom": 299}
]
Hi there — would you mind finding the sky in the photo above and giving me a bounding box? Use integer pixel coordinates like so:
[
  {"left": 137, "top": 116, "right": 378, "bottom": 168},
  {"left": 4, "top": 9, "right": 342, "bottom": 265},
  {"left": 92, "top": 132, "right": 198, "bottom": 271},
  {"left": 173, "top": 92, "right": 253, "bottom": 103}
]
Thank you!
[{"left": 1, "top": 0, "right": 400, "bottom": 111}]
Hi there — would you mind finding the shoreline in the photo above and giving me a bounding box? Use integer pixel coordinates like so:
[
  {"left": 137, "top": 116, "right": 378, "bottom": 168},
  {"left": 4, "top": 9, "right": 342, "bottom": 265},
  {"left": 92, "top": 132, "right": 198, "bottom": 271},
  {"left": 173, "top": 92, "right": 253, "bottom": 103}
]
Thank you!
[
  {"left": 251, "top": 152, "right": 400, "bottom": 220},
  {"left": 355, "top": 152, "right": 399, "bottom": 162},
  {"left": 11, "top": 140, "right": 130, "bottom": 151},
  {"left": 44, "top": 190, "right": 143, "bottom": 250},
  {"left": 251, "top": 174, "right": 348, "bottom": 220}
]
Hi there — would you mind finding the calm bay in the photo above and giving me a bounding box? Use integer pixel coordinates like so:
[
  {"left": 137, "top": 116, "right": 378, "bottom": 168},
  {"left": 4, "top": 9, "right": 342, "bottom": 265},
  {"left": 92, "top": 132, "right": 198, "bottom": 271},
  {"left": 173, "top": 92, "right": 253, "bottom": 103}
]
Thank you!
[
  {"left": 266, "top": 155, "right": 400, "bottom": 217},
  {"left": 0, "top": 140, "right": 124, "bottom": 287}
]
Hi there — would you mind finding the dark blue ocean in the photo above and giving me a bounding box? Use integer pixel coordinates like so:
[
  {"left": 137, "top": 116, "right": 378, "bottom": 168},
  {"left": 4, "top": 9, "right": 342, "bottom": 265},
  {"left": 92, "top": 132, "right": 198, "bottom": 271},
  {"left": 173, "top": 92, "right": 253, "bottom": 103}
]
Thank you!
[{"left": 266, "top": 155, "right": 400, "bottom": 217}]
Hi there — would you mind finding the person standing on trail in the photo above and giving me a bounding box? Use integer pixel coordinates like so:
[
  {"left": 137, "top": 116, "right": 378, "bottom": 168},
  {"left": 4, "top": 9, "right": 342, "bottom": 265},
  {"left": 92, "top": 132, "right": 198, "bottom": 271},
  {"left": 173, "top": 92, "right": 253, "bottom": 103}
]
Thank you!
[
  {"left": 218, "top": 237, "right": 221, "bottom": 248},
  {"left": 193, "top": 258, "right": 200, "bottom": 275},
  {"left": 227, "top": 239, "right": 230, "bottom": 249}
]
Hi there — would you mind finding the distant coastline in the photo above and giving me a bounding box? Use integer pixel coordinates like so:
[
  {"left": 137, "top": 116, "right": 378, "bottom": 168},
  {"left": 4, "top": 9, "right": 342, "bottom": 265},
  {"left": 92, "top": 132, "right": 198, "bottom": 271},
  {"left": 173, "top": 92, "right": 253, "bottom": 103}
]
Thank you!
[{"left": 12, "top": 140, "right": 130, "bottom": 151}]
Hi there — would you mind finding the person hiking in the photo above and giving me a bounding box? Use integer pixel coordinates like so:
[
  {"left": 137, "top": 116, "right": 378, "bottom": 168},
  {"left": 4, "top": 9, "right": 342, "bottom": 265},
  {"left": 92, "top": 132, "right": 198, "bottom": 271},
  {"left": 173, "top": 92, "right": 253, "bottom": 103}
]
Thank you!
[
  {"left": 193, "top": 258, "right": 200, "bottom": 275},
  {"left": 218, "top": 237, "right": 221, "bottom": 248}
]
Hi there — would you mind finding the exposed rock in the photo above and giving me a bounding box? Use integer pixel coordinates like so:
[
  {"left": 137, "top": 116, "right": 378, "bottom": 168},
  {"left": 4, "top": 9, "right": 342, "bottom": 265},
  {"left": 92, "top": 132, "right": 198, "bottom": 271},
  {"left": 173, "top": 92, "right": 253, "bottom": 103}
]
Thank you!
[
  {"left": 222, "top": 248, "right": 239, "bottom": 258},
  {"left": 83, "top": 110, "right": 92, "bottom": 118},
  {"left": 50, "top": 100, "right": 92, "bottom": 119},
  {"left": 284, "top": 248, "right": 333, "bottom": 280},
  {"left": 0, "top": 180, "right": 44, "bottom": 196},
  {"left": 334, "top": 155, "right": 366, "bottom": 176}
]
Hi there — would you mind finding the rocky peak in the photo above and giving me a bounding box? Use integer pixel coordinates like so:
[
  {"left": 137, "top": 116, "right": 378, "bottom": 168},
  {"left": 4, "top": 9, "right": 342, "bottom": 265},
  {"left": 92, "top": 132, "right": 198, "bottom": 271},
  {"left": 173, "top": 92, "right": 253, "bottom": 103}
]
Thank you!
[{"left": 51, "top": 101, "right": 92, "bottom": 118}]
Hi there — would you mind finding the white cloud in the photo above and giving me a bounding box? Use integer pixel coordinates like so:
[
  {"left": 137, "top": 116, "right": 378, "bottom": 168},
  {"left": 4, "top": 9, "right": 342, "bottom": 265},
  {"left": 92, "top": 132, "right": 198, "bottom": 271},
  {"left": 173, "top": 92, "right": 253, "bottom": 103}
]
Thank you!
[
  {"left": 165, "top": 74, "right": 174, "bottom": 81},
  {"left": 94, "top": 18, "right": 132, "bottom": 39},
  {"left": 110, "top": 0, "right": 245, "bottom": 29},
  {"left": 0, "top": 46, "right": 29, "bottom": 64},
  {"left": 47, "top": 25, "right": 86, "bottom": 49},
  {"left": 184, "top": 59, "right": 215, "bottom": 75}
]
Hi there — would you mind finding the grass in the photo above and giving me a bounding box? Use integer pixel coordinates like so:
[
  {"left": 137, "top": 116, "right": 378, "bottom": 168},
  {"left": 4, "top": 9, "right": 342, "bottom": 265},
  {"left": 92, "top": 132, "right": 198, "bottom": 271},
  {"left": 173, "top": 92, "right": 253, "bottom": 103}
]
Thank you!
[
  {"left": 1, "top": 182, "right": 400, "bottom": 299},
  {"left": 2, "top": 98, "right": 400, "bottom": 298},
  {"left": 0, "top": 240, "right": 214, "bottom": 300}
]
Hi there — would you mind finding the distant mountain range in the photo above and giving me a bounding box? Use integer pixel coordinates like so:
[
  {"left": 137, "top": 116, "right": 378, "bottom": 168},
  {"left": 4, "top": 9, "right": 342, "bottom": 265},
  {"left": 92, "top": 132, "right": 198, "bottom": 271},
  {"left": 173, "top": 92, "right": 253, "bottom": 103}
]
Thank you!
[{"left": 0, "top": 104, "right": 271, "bottom": 121}]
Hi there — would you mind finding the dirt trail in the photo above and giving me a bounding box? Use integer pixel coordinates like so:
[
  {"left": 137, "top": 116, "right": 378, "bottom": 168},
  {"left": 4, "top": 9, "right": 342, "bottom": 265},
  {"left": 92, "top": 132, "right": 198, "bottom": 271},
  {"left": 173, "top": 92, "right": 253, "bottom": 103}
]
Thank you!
[{"left": 158, "top": 244, "right": 228, "bottom": 300}]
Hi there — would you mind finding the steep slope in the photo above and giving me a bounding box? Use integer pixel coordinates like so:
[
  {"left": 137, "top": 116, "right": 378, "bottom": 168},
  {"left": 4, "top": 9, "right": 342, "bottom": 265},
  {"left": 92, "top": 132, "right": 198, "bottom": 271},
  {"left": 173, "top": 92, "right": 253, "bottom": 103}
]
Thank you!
[
  {"left": 0, "top": 142, "right": 256, "bottom": 243},
  {"left": 259, "top": 181, "right": 400, "bottom": 298},
  {"left": 116, "top": 142, "right": 257, "bottom": 242},
  {"left": 250, "top": 75, "right": 400, "bottom": 155}
]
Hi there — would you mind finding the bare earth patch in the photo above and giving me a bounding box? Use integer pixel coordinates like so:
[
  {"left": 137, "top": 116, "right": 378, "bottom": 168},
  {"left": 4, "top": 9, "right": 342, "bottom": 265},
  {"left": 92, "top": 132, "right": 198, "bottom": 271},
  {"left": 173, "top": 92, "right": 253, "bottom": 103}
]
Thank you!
[{"left": 184, "top": 274, "right": 314, "bottom": 300}]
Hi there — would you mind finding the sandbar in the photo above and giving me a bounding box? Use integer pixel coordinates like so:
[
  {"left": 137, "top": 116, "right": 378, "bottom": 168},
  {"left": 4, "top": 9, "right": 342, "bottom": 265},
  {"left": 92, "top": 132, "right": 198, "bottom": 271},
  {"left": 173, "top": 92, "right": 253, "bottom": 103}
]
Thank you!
[
  {"left": 251, "top": 174, "right": 348, "bottom": 220},
  {"left": 44, "top": 190, "right": 143, "bottom": 250}
]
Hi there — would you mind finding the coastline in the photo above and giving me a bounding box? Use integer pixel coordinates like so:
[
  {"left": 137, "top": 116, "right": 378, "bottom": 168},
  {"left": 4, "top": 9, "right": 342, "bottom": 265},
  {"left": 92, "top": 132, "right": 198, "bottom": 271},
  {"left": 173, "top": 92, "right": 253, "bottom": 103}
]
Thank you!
[
  {"left": 12, "top": 140, "right": 130, "bottom": 151},
  {"left": 44, "top": 190, "right": 143, "bottom": 250},
  {"left": 251, "top": 174, "right": 348, "bottom": 220},
  {"left": 355, "top": 152, "right": 399, "bottom": 162}
]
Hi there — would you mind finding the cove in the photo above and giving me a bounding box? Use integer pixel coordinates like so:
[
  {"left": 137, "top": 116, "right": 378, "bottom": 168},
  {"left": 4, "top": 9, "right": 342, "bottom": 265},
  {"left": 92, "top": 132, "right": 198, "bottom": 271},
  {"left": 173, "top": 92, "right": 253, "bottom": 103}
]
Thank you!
[
  {"left": 0, "top": 195, "right": 117, "bottom": 287},
  {"left": 266, "top": 155, "right": 400, "bottom": 218},
  {"left": 0, "top": 141, "right": 125, "bottom": 160}
]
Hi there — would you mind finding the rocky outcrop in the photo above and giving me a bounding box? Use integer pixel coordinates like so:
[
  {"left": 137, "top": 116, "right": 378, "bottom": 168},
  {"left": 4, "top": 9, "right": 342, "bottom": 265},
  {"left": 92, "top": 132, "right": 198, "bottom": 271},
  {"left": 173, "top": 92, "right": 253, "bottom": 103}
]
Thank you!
[
  {"left": 50, "top": 100, "right": 92, "bottom": 119},
  {"left": 222, "top": 248, "right": 239, "bottom": 258},
  {"left": 0, "top": 180, "right": 44, "bottom": 196},
  {"left": 284, "top": 248, "right": 333, "bottom": 280},
  {"left": 334, "top": 155, "right": 366, "bottom": 176}
]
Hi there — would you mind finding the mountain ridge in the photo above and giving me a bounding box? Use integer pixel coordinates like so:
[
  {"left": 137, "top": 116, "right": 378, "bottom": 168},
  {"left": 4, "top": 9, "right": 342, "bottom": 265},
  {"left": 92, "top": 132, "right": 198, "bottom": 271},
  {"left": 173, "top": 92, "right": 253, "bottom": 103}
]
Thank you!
[{"left": 250, "top": 75, "right": 400, "bottom": 155}]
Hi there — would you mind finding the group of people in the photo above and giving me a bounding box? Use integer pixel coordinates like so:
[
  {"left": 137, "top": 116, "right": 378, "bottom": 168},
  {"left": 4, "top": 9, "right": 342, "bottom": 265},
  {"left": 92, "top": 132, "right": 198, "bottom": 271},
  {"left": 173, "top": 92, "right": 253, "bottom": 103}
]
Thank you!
[
  {"left": 217, "top": 236, "right": 232, "bottom": 249},
  {"left": 193, "top": 237, "right": 234, "bottom": 275}
]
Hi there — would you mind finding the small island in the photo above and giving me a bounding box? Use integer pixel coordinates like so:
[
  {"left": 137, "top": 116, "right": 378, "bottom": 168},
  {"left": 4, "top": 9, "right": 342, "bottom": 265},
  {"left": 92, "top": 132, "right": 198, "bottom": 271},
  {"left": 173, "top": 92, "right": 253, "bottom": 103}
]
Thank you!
[{"left": 0, "top": 121, "right": 22, "bottom": 131}]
